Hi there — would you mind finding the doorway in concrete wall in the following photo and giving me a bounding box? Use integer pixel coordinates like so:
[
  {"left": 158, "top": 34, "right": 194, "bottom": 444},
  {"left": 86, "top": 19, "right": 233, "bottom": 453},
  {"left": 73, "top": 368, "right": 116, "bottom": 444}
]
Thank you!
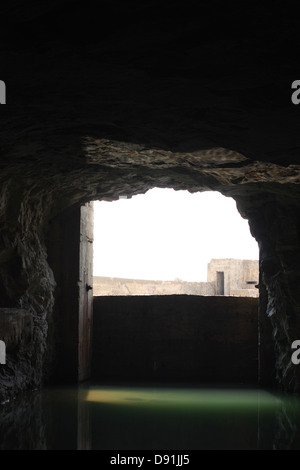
[
  {"left": 91, "top": 189, "right": 259, "bottom": 386},
  {"left": 216, "top": 271, "right": 225, "bottom": 295}
]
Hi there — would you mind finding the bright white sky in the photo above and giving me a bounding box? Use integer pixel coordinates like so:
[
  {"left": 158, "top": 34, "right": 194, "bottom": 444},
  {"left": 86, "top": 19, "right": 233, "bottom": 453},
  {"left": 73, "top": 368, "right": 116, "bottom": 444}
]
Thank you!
[{"left": 93, "top": 188, "right": 259, "bottom": 282}]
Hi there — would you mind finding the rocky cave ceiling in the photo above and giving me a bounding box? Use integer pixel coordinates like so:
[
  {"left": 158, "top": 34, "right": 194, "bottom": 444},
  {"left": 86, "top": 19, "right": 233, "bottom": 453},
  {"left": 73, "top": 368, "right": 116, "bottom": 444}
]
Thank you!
[{"left": 0, "top": 0, "right": 299, "bottom": 212}]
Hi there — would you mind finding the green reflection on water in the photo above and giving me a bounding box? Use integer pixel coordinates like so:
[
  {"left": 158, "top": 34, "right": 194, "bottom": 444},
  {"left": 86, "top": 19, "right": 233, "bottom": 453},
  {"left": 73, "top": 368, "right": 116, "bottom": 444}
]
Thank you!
[
  {"left": 85, "top": 386, "right": 281, "bottom": 411},
  {"left": 1, "top": 384, "right": 299, "bottom": 450},
  {"left": 79, "top": 385, "right": 299, "bottom": 450}
]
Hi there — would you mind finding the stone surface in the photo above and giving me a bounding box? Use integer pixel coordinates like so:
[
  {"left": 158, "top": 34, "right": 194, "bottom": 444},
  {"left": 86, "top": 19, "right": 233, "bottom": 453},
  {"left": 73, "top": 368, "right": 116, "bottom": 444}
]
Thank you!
[
  {"left": 0, "top": 309, "right": 32, "bottom": 345},
  {"left": 0, "top": 1, "right": 299, "bottom": 398},
  {"left": 93, "top": 276, "right": 215, "bottom": 296},
  {"left": 207, "top": 259, "right": 259, "bottom": 297},
  {"left": 93, "top": 259, "right": 259, "bottom": 297}
]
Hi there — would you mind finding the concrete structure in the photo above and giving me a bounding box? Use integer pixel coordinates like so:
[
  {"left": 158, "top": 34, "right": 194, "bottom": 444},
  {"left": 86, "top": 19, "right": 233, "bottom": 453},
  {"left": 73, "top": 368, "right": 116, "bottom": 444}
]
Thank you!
[
  {"left": 93, "top": 276, "right": 215, "bottom": 296},
  {"left": 207, "top": 259, "right": 259, "bottom": 297},
  {"left": 93, "top": 295, "right": 259, "bottom": 384},
  {"left": 93, "top": 259, "right": 259, "bottom": 297}
]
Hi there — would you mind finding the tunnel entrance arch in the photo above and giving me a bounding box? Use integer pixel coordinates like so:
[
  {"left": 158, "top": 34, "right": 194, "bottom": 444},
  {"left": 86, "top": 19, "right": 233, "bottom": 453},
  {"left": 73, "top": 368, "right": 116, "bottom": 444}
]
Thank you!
[
  {"left": 91, "top": 189, "right": 260, "bottom": 384},
  {"left": 46, "top": 168, "right": 292, "bottom": 392},
  {"left": 48, "top": 187, "right": 261, "bottom": 385}
]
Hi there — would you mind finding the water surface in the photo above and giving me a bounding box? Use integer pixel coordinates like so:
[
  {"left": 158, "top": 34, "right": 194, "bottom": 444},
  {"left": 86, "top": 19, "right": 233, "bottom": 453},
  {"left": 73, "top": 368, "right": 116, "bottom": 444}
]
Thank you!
[{"left": 0, "top": 383, "right": 299, "bottom": 450}]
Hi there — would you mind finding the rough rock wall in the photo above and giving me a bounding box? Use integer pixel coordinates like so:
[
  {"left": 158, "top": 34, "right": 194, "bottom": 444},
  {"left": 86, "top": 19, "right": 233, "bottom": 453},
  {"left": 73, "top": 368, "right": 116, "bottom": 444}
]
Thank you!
[
  {"left": 231, "top": 185, "right": 300, "bottom": 392},
  {"left": 0, "top": 183, "right": 55, "bottom": 402}
]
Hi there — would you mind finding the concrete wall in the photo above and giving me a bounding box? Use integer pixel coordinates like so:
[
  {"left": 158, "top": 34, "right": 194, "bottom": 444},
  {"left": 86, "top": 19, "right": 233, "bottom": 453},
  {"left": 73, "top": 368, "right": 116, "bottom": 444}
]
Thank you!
[
  {"left": 92, "top": 295, "right": 258, "bottom": 384},
  {"left": 93, "top": 276, "right": 215, "bottom": 296},
  {"left": 93, "top": 259, "right": 259, "bottom": 297},
  {"left": 207, "top": 259, "right": 259, "bottom": 297}
]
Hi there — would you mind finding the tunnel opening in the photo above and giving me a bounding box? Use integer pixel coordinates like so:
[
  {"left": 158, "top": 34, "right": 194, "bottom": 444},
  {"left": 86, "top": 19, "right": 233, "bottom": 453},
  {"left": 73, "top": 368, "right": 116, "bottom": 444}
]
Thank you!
[
  {"left": 93, "top": 188, "right": 259, "bottom": 297},
  {"left": 0, "top": 162, "right": 299, "bottom": 450},
  {"left": 91, "top": 188, "right": 260, "bottom": 387}
]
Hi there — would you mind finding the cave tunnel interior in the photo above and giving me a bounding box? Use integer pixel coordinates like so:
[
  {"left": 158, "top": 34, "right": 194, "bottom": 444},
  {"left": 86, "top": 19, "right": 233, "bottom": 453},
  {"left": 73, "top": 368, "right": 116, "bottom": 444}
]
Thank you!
[{"left": 0, "top": 0, "right": 300, "bottom": 450}]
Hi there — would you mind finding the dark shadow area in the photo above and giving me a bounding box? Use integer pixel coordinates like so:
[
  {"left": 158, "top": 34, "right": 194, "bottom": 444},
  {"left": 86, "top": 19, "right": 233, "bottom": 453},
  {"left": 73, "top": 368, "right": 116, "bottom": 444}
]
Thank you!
[
  {"left": 92, "top": 295, "right": 259, "bottom": 385},
  {"left": 1, "top": 1, "right": 300, "bottom": 165}
]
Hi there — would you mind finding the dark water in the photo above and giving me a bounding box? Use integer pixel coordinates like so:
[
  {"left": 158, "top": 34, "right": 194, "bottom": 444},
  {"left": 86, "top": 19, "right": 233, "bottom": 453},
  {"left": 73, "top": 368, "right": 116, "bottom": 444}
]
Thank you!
[{"left": 0, "top": 383, "right": 299, "bottom": 450}]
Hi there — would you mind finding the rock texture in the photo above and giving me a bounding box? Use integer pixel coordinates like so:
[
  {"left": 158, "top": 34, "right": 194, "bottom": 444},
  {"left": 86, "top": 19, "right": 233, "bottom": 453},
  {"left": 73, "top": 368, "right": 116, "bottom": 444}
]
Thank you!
[{"left": 0, "top": 1, "right": 299, "bottom": 398}]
